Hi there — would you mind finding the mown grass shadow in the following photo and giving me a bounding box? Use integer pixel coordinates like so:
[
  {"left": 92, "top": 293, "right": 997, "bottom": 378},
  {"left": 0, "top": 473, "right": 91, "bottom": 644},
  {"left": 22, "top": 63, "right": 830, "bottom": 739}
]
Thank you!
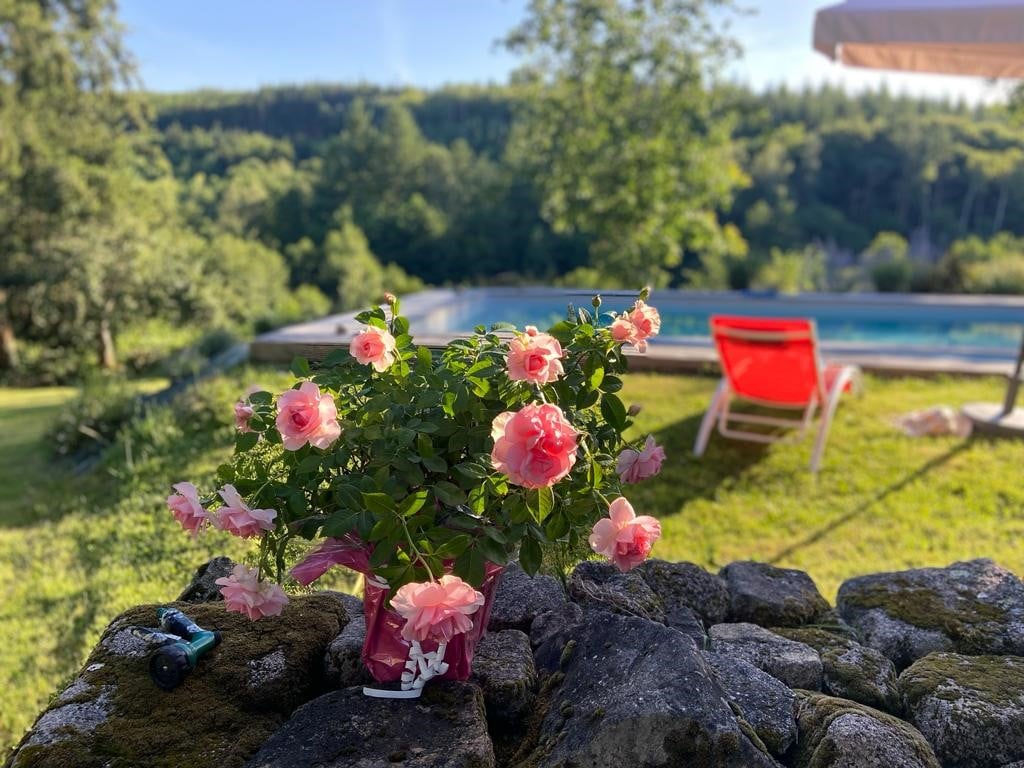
[
  {"left": 627, "top": 410, "right": 775, "bottom": 515},
  {"left": 766, "top": 441, "right": 970, "bottom": 564}
]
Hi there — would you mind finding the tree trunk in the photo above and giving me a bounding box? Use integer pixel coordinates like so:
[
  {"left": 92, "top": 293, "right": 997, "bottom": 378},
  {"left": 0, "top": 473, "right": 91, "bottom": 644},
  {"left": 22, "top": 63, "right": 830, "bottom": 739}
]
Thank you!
[
  {"left": 959, "top": 178, "right": 980, "bottom": 234},
  {"left": 0, "top": 319, "right": 18, "bottom": 372},
  {"left": 993, "top": 180, "right": 1010, "bottom": 234},
  {"left": 98, "top": 314, "right": 117, "bottom": 370}
]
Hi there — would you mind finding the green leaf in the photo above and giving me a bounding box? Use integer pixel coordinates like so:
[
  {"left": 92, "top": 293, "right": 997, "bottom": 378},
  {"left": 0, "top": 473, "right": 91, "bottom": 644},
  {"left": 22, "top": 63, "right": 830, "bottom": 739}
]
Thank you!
[
  {"left": 248, "top": 390, "right": 273, "bottom": 405},
  {"left": 600, "top": 375, "right": 624, "bottom": 393},
  {"left": 546, "top": 319, "right": 576, "bottom": 344},
  {"left": 519, "top": 537, "right": 542, "bottom": 576},
  {"left": 417, "top": 345, "right": 434, "bottom": 370},
  {"left": 321, "top": 510, "right": 359, "bottom": 537},
  {"left": 476, "top": 536, "right": 508, "bottom": 566},
  {"left": 369, "top": 516, "right": 400, "bottom": 542},
  {"left": 435, "top": 534, "right": 472, "bottom": 558},
  {"left": 394, "top": 316, "right": 410, "bottom": 336},
  {"left": 490, "top": 321, "right": 517, "bottom": 332},
  {"left": 433, "top": 481, "right": 467, "bottom": 507},
  {"left": 530, "top": 486, "right": 554, "bottom": 523},
  {"left": 235, "top": 431, "right": 259, "bottom": 452},
  {"left": 398, "top": 490, "right": 429, "bottom": 517},
  {"left": 323, "top": 348, "right": 350, "bottom": 367},
  {"left": 296, "top": 454, "right": 322, "bottom": 474},
  {"left": 290, "top": 357, "right": 311, "bottom": 377},
  {"left": 600, "top": 393, "right": 627, "bottom": 430},
  {"left": 455, "top": 548, "right": 486, "bottom": 587},
  {"left": 361, "top": 492, "right": 396, "bottom": 516},
  {"left": 544, "top": 511, "right": 570, "bottom": 540},
  {"left": 422, "top": 455, "right": 448, "bottom": 473},
  {"left": 453, "top": 461, "right": 490, "bottom": 480}
]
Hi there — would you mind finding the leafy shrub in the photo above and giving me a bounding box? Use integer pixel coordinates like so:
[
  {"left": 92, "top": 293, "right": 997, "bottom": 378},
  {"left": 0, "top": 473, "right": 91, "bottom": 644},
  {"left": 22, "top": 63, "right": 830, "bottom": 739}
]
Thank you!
[{"left": 49, "top": 375, "right": 142, "bottom": 458}]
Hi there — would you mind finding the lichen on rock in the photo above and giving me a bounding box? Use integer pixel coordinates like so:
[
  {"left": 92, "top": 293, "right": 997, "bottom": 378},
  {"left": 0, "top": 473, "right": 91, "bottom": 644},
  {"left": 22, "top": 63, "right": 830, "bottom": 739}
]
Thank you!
[
  {"left": 837, "top": 559, "right": 1024, "bottom": 668},
  {"left": 774, "top": 626, "right": 901, "bottom": 714},
  {"left": 792, "top": 690, "right": 940, "bottom": 768},
  {"left": 899, "top": 652, "right": 1024, "bottom": 768}
]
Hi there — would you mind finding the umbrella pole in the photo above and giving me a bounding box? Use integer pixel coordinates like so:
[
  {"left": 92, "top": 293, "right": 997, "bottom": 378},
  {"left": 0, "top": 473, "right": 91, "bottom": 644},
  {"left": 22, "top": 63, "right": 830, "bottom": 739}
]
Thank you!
[
  {"left": 962, "top": 328, "right": 1024, "bottom": 438},
  {"left": 1001, "top": 330, "right": 1024, "bottom": 416}
]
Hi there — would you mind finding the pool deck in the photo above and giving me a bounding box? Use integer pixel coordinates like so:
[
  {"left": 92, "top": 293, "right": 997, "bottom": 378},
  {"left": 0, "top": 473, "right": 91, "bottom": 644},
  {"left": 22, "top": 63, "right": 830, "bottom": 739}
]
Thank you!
[{"left": 251, "top": 289, "right": 1024, "bottom": 378}]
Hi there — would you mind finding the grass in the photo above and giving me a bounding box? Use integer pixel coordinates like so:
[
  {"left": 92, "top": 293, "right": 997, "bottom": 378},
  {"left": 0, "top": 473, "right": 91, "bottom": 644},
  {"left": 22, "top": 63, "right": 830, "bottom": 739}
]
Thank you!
[
  {"left": 2, "top": 369, "right": 1023, "bottom": 754},
  {"left": 621, "top": 372, "right": 1024, "bottom": 600}
]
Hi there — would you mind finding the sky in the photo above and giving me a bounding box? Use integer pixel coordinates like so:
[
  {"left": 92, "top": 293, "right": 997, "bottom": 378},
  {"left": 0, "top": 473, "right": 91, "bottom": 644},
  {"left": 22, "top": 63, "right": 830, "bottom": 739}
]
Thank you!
[{"left": 119, "top": 0, "right": 1011, "bottom": 104}]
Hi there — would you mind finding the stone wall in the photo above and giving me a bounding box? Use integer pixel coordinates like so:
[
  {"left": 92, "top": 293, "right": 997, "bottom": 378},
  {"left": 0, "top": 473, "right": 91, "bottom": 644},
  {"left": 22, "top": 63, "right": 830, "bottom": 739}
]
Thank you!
[{"left": 7, "top": 557, "right": 1024, "bottom": 768}]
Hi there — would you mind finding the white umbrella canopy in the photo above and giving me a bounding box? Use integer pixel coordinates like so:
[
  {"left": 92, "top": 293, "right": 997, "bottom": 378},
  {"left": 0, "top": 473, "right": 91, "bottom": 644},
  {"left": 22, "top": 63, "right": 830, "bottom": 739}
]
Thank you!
[{"left": 814, "top": 0, "right": 1024, "bottom": 78}]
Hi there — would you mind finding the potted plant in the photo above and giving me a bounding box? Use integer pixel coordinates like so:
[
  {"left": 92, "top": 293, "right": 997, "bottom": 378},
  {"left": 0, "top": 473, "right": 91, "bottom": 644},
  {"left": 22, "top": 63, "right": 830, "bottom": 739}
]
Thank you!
[{"left": 168, "top": 290, "right": 666, "bottom": 695}]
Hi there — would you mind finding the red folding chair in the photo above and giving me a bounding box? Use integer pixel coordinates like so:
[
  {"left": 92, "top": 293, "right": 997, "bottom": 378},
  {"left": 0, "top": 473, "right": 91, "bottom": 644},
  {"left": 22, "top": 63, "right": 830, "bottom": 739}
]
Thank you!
[{"left": 693, "top": 315, "right": 862, "bottom": 472}]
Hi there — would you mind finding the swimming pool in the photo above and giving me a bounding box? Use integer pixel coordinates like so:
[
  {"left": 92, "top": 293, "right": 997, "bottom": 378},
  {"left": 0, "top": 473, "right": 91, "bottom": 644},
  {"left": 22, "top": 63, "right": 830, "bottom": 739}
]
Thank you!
[{"left": 404, "top": 287, "right": 1024, "bottom": 357}]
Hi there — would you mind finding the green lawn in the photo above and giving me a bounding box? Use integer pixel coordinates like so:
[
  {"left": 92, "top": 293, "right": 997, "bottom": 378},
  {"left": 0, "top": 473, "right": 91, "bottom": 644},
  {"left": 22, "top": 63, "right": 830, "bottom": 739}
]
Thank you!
[
  {"left": 2, "top": 370, "right": 1023, "bottom": 754},
  {"left": 621, "top": 372, "right": 1024, "bottom": 599}
]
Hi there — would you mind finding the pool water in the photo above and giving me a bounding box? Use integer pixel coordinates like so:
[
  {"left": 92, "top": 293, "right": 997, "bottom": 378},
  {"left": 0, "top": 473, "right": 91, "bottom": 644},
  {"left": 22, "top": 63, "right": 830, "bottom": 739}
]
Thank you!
[{"left": 415, "top": 291, "right": 1024, "bottom": 352}]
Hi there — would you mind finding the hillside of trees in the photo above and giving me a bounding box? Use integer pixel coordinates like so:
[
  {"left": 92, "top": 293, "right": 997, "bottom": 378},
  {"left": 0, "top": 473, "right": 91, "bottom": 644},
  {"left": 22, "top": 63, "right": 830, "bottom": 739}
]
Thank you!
[{"left": 5, "top": 0, "right": 1024, "bottom": 384}]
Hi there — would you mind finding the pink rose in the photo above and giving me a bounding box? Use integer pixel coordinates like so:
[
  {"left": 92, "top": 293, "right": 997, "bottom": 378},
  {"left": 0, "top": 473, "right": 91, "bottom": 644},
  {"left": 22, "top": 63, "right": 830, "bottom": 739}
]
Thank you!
[
  {"left": 167, "top": 481, "right": 208, "bottom": 536},
  {"left": 610, "top": 301, "right": 661, "bottom": 353},
  {"left": 611, "top": 316, "right": 636, "bottom": 345},
  {"left": 216, "top": 564, "right": 289, "bottom": 620},
  {"left": 506, "top": 326, "right": 565, "bottom": 385},
  {"left": 491, "top": 403, "right": 579, "bottom": 489},
  {"left": 616, "top": 435, "right": 666, "bottom": 484},
  {"left": 390, "top": 575, "right": 486, "bottom": 643},
  {"left": 350, "top": 326, "right": 398, "bottom": 372},
  {"left": 588, "top": 497, "right": 662, "bottom": 572},
  {"left": 213, "top": 484, "right": 277, "bottom": 538},
  {"left": 629, "top": 300, "right": 661, "bottom": 341},
  {"left": 275, "top": 381, "right": 341, "bottom": 451},
  {"left": 234, "top": 401, "right": 255, "bottom": 432}
]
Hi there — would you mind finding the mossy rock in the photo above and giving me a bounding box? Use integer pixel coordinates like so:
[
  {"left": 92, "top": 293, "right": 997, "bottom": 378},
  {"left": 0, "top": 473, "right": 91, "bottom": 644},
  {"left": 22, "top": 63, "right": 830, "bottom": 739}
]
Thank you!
[
  {"left": 774, "top": 627, "right": 900, "bottom": 714},
  {"left": 899, "top": 652, "right": 1024, "bottom": 768},
  {"left": 837, "top": 560, "right": 1024, "bottom": 669},
  {"left": 792, "top": 690, "right": 940, "bottom": 768},
  {"left": 6, "top": 594, "right": 347, "bottom": 768}
]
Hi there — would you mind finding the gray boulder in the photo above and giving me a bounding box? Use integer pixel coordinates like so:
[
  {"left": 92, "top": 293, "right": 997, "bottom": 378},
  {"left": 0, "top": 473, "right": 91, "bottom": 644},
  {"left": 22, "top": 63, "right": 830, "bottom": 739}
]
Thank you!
[
  {"left": 720, "top": 560, "right": 830, "bottom": 627},
  {"left": 704, "top": 651, "right": 798, "bottom": 756},
  {"left": 471, "top": 629, "right": 537, "bottom": 723},
  {"left": 245, "top": 682, "right": 495, "bottom": 768},
  {"left": 792, "top": 691, "right": 940, "bottom": 768},
  {"left": 710, "top": 622, "right": 823, "bottom": 690},
  {"left": 774, "top": 626, "right": 901, "bottom": 713},
  {"left": 525, "top": 612, "right": 780, "bottom": 767},
  {"left": 488, "top": 563, "right": 567, "bottom": 632},
  {"left": 837, "top": 559, "right": 1024, "bottom": 668},
  {"left": 177, "top": 556, "right": 236, "bottom": 603},
  {"left": 6, "top": 595, "right": 348, "bottom": 768},
  {"left": 568, "top": 560, "right": 665, "bottom": 622},
  {"left": 530, "top": 602, "right": 585, "bottom": 673},
  {"left": 324, "top": 613, "right": 371, "bottom": 688},
  {"left": 899, "top": 652, "right": 1024, "bottom": 768},
  {"left": 638, "top": 559, "right": 730, "bottom": 625}
]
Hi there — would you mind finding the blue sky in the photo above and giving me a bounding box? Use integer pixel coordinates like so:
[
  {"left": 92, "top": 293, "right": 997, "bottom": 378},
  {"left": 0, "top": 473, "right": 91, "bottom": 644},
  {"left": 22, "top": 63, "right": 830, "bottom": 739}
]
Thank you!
[{"left": 120, "top": 0, "right": 1008, "bottom": 103}]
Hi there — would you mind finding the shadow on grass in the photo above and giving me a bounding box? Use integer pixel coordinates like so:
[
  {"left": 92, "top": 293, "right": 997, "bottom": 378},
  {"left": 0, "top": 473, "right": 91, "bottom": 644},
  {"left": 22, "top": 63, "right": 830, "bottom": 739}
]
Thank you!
[
  {"left": 767, "top": 441, "right": 970, "bottom": 565},
  {"left": 627, "top": 411, "right": 774, "bottom": 515}
]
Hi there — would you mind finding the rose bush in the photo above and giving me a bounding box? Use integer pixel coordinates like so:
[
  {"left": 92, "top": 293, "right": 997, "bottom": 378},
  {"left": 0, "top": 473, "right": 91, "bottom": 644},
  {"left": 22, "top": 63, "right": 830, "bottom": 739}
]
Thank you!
[{"left": 169, "top": 291, "right": 666, "bottom": 627}]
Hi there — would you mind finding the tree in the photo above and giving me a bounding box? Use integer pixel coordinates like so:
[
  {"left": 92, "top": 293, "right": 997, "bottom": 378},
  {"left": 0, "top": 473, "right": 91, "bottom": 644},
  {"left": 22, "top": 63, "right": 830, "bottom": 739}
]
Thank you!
[
  {"left": 0, "top": 0, "right": 152, "bottom": 371},
  {"left": 505, "top": 0, "right": 746, "bottom": 287}
]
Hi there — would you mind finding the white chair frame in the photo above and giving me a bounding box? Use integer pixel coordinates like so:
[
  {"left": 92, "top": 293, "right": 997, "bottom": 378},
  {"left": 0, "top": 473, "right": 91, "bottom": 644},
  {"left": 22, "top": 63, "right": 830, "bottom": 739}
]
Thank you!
[{"left": 692, "top": 323, "right": 860, "bottom": 472}]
